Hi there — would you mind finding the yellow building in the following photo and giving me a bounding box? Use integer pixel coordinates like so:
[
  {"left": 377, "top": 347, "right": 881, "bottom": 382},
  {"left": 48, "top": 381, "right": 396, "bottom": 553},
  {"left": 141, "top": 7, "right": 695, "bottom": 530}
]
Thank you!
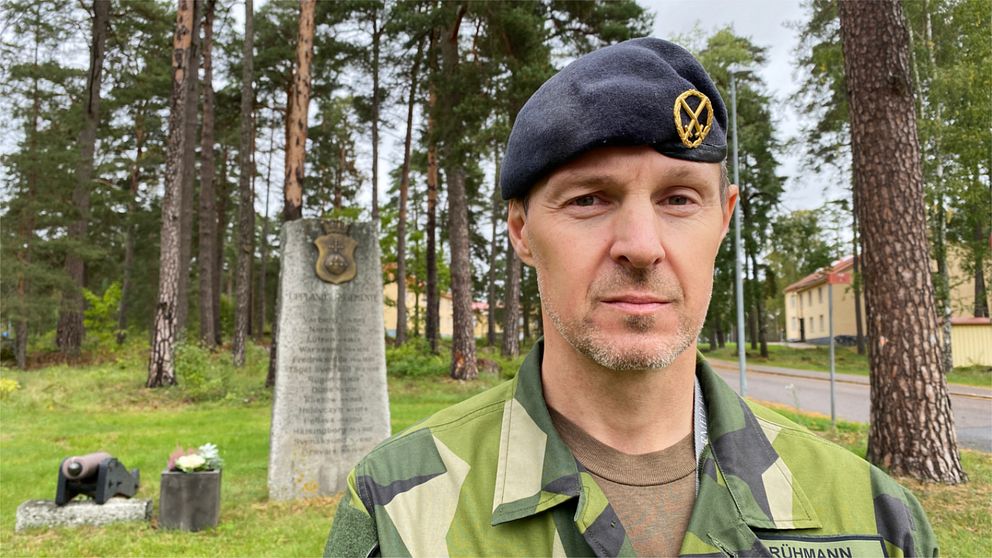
[
  {"left": 382, "top": 281, "right": 490, "bottom": 339},
  {"left": 783, "top": 252, "right": 991, "bottom": 366}
]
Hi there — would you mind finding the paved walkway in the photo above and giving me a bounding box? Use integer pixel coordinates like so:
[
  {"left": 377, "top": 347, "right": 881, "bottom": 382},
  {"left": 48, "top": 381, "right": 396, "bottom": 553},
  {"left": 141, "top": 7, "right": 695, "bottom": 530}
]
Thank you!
[{"left": 707, "top": 358, "right": 992, "bottom": 452}]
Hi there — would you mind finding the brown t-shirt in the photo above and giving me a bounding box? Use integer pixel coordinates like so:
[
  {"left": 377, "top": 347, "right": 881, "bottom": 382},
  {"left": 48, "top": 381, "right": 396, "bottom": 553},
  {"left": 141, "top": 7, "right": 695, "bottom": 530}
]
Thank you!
[{"left": 549, "top": 408, "right": 697, "bottom": 557}]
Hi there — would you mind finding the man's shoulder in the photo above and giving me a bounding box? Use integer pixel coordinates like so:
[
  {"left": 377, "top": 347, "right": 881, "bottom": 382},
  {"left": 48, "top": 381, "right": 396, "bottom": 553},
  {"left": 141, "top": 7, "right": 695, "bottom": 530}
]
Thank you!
[
  {"left": 743, "top": 400, "right": 873, "bottom": 470},
  {"left": 739, "top": 400, "right": 934, "bottom": 555}
]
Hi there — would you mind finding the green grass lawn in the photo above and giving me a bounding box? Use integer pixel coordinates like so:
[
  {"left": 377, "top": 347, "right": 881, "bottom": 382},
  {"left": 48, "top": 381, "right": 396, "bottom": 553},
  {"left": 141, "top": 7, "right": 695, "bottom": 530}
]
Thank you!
[
  {"left": 1, "top": 340, "right": 988, "bottom": 556},
  {"left": 703, "top": 342, "right": 992, "bottom": 388}
]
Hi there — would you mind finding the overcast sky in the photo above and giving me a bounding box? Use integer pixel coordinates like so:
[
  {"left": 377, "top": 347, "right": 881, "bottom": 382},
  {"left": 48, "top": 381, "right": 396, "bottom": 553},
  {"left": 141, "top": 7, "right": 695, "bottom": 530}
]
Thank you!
[{"left": 645, "top": 0, "right": 846, "bottom": 212}]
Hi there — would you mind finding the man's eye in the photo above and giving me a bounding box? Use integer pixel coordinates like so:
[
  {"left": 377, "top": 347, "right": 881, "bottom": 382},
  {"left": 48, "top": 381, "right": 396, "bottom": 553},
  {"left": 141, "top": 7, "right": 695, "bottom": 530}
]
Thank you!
[
  {"left": 667, "top": 195, "right": 691, "bottom": 206},
  {"left": 572, "top": 195, "right": 597, "bottom": 207}
]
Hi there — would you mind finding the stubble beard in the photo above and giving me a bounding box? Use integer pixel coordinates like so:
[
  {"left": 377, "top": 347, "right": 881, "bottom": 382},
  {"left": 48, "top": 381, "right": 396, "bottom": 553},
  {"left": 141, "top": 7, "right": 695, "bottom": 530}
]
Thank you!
[{"left": 539, "top": 266, "right": 708, "bottom": 372}]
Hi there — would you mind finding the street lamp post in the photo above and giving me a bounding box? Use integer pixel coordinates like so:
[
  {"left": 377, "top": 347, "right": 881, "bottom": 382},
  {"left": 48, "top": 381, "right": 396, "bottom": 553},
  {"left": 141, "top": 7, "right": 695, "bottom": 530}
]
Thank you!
[{"left": 728, "top": 65, "right": 747, "bottom": 397}]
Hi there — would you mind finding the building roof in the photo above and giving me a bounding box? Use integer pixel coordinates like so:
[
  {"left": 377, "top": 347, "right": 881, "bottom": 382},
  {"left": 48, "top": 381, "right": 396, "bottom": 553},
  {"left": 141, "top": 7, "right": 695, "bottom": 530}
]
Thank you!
[
  {"left": 950, "top": 317, "right": 991, "bottom": 326},
  {"left": 784, "top": 256, "right": 855, "bottom": 293}
]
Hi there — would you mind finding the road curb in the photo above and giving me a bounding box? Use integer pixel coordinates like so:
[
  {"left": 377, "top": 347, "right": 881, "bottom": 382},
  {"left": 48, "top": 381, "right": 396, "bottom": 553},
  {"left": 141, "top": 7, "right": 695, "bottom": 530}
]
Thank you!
[{"left": 707, "top": 359, "right": 992, "bottom": 401}]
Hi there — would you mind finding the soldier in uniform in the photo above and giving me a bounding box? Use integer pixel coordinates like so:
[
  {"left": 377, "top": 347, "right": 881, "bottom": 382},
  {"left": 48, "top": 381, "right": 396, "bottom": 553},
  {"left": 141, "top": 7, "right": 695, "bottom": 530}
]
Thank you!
[{"left": 325, "top": 38, "right": 935, "bottom": 557}]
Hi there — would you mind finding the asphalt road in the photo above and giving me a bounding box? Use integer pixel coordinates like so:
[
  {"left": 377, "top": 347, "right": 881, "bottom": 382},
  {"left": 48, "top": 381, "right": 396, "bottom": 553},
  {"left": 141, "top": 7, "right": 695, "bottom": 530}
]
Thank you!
[{"left": 708, "top": 359, "right": 992, "bottom": 452}]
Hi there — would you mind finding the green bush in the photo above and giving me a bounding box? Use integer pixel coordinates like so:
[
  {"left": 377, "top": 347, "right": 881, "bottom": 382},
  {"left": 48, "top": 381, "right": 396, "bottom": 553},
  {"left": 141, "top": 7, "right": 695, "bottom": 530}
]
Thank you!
[
  {"left": 386, "top": 338, "right": 449, "bottom": 377},
  {"left": 175, "top": 342, "right": 230, "bottom": 402},
  {"left": 82, "top": 282, "right": 124, "bottom": 352}
]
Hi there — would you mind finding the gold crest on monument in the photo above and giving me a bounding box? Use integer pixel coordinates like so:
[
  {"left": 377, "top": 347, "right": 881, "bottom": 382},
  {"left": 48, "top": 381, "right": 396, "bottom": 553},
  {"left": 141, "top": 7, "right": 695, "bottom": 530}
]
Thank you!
[{"left": 314, "top": 220, "right": 357, "bottom": 285}]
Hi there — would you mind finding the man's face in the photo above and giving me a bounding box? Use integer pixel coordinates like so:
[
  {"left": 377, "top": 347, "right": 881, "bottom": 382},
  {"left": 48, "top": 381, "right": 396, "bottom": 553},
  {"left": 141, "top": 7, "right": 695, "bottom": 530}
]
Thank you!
[{"left": 508, "top": 146, "right": 737, "bottom": 371}]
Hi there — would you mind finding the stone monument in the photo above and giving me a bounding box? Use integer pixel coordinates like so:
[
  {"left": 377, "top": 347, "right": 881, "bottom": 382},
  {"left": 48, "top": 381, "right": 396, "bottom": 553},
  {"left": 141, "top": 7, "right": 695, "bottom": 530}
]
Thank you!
[{"left": 268, "top": 220, "right": 390, "bottom": 500}]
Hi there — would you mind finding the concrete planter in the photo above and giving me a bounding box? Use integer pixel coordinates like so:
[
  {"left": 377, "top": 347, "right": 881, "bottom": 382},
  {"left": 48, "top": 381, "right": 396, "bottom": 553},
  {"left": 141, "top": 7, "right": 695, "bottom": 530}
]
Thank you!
[{"left": 158, "top": 470, "right": 221, "bottom": 531}]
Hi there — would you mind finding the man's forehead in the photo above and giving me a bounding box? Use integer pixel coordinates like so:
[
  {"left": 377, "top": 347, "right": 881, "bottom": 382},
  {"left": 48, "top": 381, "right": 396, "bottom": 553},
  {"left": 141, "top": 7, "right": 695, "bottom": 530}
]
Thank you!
[{"left": 539, "top": 148, "right": 721, "bottom": 192}]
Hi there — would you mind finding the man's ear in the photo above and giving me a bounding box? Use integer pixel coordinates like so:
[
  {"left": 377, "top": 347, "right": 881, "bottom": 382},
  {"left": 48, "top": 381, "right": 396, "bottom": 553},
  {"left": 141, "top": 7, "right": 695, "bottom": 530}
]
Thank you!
[
  {"left": 507, "top": 199, "right": 536, "bottom": 267},
  {"left": 720, "top": 185, "right": 739, "bottom": 240}
]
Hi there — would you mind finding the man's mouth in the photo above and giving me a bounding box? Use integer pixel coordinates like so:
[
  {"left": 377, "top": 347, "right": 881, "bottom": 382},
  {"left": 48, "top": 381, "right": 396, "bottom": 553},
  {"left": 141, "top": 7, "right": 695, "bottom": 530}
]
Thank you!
[{"left": 600, "top": 294, "right": 671, "bottom": 315}]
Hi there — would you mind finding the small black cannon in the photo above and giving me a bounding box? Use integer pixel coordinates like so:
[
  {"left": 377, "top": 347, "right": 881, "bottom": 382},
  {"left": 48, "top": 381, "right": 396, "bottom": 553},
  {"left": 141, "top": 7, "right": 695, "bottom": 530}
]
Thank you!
[{"left": 55, "top": 452, "right": 140, "bottom": 506}]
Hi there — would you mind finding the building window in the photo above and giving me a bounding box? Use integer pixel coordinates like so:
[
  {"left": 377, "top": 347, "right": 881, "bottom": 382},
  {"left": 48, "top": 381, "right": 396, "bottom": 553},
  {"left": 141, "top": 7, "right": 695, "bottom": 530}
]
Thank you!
[
  {"left": 807, "top": 291, "right": 812, "bottom": 306},
  {"left": 808, "top": 317, "right": 813, "bottom": 333},
  {"left": 818, "top": 287, "right": 823, "bottom": 304},
  {"left": 790, "top": 295, "right": 795, "bottom": 308},
  {"left": 820, "top": 315, "right": 825, "bottom": 331}
]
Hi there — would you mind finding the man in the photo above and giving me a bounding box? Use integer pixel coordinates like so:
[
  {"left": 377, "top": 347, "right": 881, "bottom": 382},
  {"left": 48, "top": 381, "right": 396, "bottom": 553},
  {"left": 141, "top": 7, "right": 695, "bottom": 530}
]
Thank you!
[{"left": 326, "top": 38, "right": 935, "bottom": 557}]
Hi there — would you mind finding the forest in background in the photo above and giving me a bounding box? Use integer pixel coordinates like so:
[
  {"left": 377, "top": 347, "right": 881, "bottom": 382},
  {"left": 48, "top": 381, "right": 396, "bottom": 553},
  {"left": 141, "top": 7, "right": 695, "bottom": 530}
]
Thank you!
[{"left": 1, "top": 0, "right": 988, "bottom": 387}]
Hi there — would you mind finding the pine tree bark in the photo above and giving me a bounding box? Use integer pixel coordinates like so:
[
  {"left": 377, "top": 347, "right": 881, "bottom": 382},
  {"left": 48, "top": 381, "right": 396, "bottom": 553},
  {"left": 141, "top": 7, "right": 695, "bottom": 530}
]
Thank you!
[
  {"left": 838, "top": 0, "right": 966, "bottom": 483},
  {"left": 425, "top": 59, "right": 440, "bottom": 354},
  {"left": 974, "top": 224, "right": 989, "bottom": 318},
  {"left": 255, "top": 128, "right": 276, "bottom": 340},
  {"left": 851, "top": 205, "right": 866, "bottom": 355},
  {"left": 213, "top": 146, "right": 228, "bottom": 345},
  {"left": 16, "top": 81, "right": 42, "bottom": 369},
  {"left": 444, "top": 163, "right": 478, "bottom": 380},
  {"left": 487, "top": 177, "right": 499, "bottom": 348},
  {"left": 198, "top": 0, "right": 218, "bottom": 348},
  {"left": 282, "top": 0, "right": 315, "bottom": 221},
  {"left": 232, "top": 0, "right": 255, "bottom": 367},
  {"left": 118, "top": 114, "right": 146, "bottom": 345},
  {"left": 149, "top": 0, "right": 200, "bottom": 388},
  {"left": 269, "top": 0, "right": 312, "bottom": 384},
  {"left": 57, "top": 0, "right": 110, "bottom": 356},
  {"left": 176, "top": 2, "right": 202, "bottom": 335},
  {"left": 395, "top": 38, "right": 425, "bottom": 346},
  {"left": 370, "top": 11, "right": 382, "bottom": 224},
  {"left": 439, "top": 6, "right": 478, "bottom": 380},
  {"left": 501, "top": 242, "right": 521, "bottom": 358},
  {"left": 14, "top": 91, "right": 41, "bottom": 370},
  {"left": 751, "top": 253, "right": 769, "bottom": 357}
]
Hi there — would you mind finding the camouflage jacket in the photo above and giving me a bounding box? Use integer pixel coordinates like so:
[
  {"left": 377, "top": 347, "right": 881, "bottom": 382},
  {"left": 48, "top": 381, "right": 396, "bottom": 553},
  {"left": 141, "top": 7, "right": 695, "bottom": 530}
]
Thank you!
[{"left": 325, "top": 342, "right": 936, "bottom": 557}]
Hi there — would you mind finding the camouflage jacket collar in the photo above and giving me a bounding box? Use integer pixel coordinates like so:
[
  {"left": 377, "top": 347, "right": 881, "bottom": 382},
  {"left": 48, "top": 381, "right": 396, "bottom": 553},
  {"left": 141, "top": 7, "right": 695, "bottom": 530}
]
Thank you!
[{"left": 490, "top": 341, "right": 821, "bottom": 536}]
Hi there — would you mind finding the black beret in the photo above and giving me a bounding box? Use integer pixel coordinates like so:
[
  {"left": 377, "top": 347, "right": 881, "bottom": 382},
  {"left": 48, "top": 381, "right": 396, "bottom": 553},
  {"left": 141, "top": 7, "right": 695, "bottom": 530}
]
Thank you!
[{"left": 500, "top": 37, "right": 728, "bottom": 200}]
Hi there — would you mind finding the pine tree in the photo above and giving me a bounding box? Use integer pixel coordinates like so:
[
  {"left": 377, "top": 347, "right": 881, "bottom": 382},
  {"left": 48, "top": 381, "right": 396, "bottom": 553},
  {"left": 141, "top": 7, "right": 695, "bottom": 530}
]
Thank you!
[
  {"left": 233, "top": 0, "right": 255, "bottom": 367},
  {"left": 148, "top": 0, "right": 203, "bottom": 387},
  {"left": 56, "top": 0, "right": 110, "bottom": 356},
  {"left": 838, "top": 0, "right": 966, "bottom": 483}
]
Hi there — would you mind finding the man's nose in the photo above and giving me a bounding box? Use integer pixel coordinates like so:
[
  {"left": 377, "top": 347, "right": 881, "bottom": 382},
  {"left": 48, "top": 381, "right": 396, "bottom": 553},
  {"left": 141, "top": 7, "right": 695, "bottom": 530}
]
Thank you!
[{"left": 608, "top": 202, "right": 665, "bottom": 268}]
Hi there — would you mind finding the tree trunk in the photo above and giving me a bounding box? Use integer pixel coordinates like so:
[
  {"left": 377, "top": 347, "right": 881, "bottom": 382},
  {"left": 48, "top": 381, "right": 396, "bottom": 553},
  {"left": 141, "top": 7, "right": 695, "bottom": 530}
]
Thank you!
[
  {"left": 444, "top": 165, "right": 478, "bottom": 380},
  {"left": 838, "top": 0, "right": 966, "bottom": 483},
  {"left": 370, "top": 12, "right": 382, "bottom": 224},
  {"left": 176, "top": 1, "right": 202, "bottom": 335},
  {"left": 851, "top": 204, "right": 866, "bottom": 355},
  {"left": 487, "top": 147, "right": 500, "bottom": 347},
  {"left": 57, "top": 0, "right": 110, "bottom": 356},
  {"left": 213, "top": 145, "right": 228, "bottom": 345},
  {"left": 269, "top": 0, "right": 311, "bottom": 384},
  {"left": 233, "top": 0, "right": 255, "bottom": 367},
  {"left": 751, "top": 254, "right": 769, "bottom": 358},
  {"left": 149, "top": 0, "right": 200, "bottom": 388},
  {"left": 439, "top": 7, "right": 477, "bottom": 380},
  {"left": 425, "top": 67, "right": 440, "bottom": 354},
  {"left": 15, "top": 85, "right": 38, "bottom": 367},
  {"left": 282, "top": 0, "right": 315, "bottom": 222},
  {"left": 746, "top": 257, "right": 758, "bottom": 350},
  {"left": 118, "top": 114, "right": 146, "bottom": 345},
  {"left": 975, "top": 225, "right": 989, "bottom": 318},
  {"left": 395, "top": 38, "right": 425, "bottom": 346},
  {"left": 198, "top": 0, "right": 217, "bottom": 348},
  {"left": 501, "top": 241, "right": 521, "bottom": 357},
  {"left": 255, "top": 126, "right": 275, "bottom": 340}
]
